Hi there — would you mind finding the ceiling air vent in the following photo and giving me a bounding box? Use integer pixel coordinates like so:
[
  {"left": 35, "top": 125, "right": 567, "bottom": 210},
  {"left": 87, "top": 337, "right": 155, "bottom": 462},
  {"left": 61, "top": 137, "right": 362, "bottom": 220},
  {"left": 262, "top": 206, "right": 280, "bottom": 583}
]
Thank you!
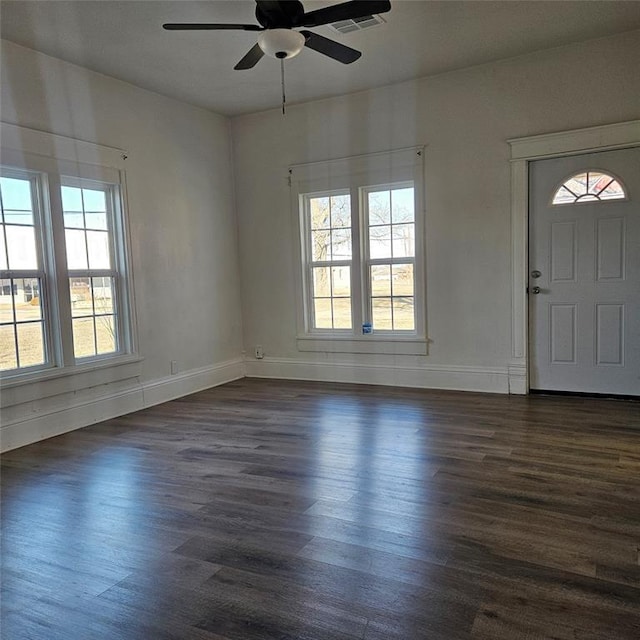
[{"left": 329, "top": 14, "right": 386, "bottom": 35}]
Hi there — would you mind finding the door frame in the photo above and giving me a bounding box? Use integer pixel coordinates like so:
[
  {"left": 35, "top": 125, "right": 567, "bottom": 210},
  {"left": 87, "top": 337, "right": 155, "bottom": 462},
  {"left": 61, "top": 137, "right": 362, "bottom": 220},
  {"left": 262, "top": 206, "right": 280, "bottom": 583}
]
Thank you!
[{"left": 507, "top": 120, "right": 640, "bottom": 394}]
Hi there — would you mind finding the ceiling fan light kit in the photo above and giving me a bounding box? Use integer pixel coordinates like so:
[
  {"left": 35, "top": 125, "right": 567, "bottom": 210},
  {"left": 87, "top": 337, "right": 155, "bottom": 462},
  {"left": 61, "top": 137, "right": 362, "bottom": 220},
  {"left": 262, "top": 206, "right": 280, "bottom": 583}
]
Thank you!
[{"left": 258, "top": 29, "right": 305, "bottom": 60}]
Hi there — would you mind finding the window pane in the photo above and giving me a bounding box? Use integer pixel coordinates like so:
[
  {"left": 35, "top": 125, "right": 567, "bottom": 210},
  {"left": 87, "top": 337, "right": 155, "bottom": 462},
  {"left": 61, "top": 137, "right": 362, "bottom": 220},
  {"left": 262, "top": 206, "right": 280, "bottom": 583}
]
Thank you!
[
  {"left": 0, "top": 226, "right": 6, "bottom": 270},
  {"left": 70, "top": 277, "right": 93, "bottom": 317},
  {"left": 64, "top": 211, "right": 85, "bottom": 229},
  {"left": 552, "top": 186, "right": 576, "bottom": 205},
  {"left": 87, "top": 231, "right": 111, "bottom": 269},
  {"left": 330, "top": 195, "right": 351, "bottom": 228},
  {"left": 92, "top": 277, "right": 114, "bottom": 315},
  {"left": 14, "top": 279, "right": 42, "bottom": 322},
  {"left": 16, "top": 322, "right": 45, "bottom": 367},
  {"left": 332, "top": 298, "right": 352, "bottom": 329},
  {"left": 392, "top": 224, "right": 415, "bottom": 258},
  {"left": 96, "top": 315, "right": 116, "bottom": 354},
  {"left": 82, "top": 189, "right": 107, "bottom": 213},
  {"left": 0, "top": 177, "right": 33, "bottom": 225},
  {"left": 331, "top": 229, "right": 352, "bottom": 260},
  {"left": 73, "top": 317, "right": 96, "bottom": 358},
  {"left": 393, "top": 297, "right": 415, "bottom": 331},
  {"left": 331, "top": 266, "right": 350, "bottom": 297},
  {"left": 371, "top": 265, "right": 391, "bottom": 296},
  {"left": 61, "top": 185, "right": 83, "bottom": 212},
  {"left": 312, "top": 230, "right": 331, "bottom": 261},
  {"left": 65, "top": 229, "right": 88, "bottom": 269},
  {"left": 372, "top": 297, "right": 392, "bottom": 330},
  {"left": 600, "top": 181, "right": 625, "bottom": 200},
  {"left": 0, "top": 278, "right": 13, "bottom": 322},
  {"left": 369, "top": 225, "right": 391, "bottom": 258},
  {"left": 3, "top": 209, "right": 34, "bottom": 225},
  {"left": 313, "top": 298, "right": 332, "bottom": 329},
  {"left": 310, "top": 197, "right": 330, "bottom": 230},
  {"left": 83, "top": 187, "right": 108, "bottom": 231},
  {"left": 369, "top": 191, "right": 390, "bottom": 225},
  {"left": 6, "top": 225, "right": 38, "bottom": 269},
  {"left": 85, "top": 210, "right": 108, "bottom": 231},
  {"left": 588, "top": 172, "right": 609, "bottom": 194},
  {"left": 0, "top": 324, "right": 17, "bottom": 370},
  {"left": 392, "top": 264, "right": 414, "bottom": 296},
  {"left": 391, "top": 188, "right": 414, "bottom": 223},
  {"left": 312, "top": 267, "right": 331, "bottom": 297},
  {"left": 565, "top": 173, "right": 587, "bottom": 195}
]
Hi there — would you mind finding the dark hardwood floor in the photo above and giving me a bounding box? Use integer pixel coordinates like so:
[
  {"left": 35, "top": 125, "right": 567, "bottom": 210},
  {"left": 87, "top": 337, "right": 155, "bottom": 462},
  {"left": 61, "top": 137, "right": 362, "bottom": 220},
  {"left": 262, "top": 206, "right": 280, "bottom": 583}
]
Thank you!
[{"left": 2, "top": 378, "right": 639, "bottom": 639}]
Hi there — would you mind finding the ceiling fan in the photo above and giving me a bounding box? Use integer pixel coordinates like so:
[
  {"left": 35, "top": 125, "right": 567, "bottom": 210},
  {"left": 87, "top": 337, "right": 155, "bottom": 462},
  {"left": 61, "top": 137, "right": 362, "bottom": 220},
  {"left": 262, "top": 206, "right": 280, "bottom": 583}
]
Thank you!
[{"left": 163, "top": 0, "right": 392, "bottom": 70}]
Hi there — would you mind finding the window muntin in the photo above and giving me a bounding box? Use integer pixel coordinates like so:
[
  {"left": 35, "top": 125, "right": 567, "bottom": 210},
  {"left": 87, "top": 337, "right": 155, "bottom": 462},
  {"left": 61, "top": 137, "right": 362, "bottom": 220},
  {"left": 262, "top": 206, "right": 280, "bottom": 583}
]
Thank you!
[
  {"left": 305, "top": 192, "right": 353, "bottom": 330},
  {"left": 0, "top": 173, "right": 48, "bottom": 372},
  {"left": 552, "top": 171, "right": 626, "bottom": 205}
]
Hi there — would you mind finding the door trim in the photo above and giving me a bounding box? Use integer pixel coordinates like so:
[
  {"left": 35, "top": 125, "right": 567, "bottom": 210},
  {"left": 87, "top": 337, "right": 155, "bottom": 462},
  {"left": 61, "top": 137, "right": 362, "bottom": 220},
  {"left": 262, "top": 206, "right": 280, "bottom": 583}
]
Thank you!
[{"left": 507, "top": 120, "right": 640, "bottom": 394}]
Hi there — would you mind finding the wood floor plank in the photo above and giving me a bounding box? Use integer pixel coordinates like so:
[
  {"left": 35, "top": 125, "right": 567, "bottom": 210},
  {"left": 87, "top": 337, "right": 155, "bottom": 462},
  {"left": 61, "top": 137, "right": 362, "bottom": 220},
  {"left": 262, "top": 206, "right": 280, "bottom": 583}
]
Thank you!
[{"left": 2, "top": 378, "right": 639, "bottom": 639}]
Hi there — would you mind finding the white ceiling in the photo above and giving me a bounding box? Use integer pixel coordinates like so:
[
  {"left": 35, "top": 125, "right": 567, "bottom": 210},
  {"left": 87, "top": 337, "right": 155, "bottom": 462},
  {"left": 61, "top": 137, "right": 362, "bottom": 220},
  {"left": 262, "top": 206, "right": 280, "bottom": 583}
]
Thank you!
[{"left": 2, "top": 1, "right": 640, "bottom": 116}]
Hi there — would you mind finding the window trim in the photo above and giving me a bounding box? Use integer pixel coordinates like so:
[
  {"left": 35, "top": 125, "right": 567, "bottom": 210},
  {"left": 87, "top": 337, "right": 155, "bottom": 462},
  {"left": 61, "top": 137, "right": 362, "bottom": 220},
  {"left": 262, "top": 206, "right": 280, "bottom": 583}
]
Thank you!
[
  {"left": 0, "top": 122, "right": 139, "bottom": 388},
  {"left": 290, "top": 147, "right": 427, "bottom": 355}
]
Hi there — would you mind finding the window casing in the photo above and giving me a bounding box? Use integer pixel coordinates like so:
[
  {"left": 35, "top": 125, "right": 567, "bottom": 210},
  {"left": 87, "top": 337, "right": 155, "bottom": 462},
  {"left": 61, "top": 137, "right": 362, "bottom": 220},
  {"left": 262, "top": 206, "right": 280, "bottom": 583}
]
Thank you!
[
  {"left": 292, "top": 147, "right": 426, "bottom": 355},
  {"left": 0, "top": 126, "right": 135, "bottom": 381}
]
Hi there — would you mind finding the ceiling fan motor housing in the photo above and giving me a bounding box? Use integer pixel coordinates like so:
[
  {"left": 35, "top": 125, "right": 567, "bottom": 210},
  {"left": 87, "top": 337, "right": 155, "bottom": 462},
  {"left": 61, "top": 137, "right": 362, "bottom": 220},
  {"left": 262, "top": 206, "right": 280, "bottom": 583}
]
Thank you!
[{"left": 258, "top": 29, "right": 306, "bottom": 60}]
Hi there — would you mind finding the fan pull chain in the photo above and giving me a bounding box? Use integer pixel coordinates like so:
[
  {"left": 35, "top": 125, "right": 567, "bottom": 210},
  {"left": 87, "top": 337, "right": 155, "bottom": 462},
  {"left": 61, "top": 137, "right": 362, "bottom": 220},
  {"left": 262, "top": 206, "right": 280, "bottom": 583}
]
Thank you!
[{"left": 280, "top": 58, "right": 286, "bottom": 115}]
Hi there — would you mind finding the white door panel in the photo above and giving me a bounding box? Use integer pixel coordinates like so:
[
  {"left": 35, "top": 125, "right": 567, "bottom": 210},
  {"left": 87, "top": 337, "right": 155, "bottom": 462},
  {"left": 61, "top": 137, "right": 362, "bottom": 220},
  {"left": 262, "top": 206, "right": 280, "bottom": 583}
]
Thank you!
[{"left": 529, "top": 147, "right": 640, "bottom": 395}]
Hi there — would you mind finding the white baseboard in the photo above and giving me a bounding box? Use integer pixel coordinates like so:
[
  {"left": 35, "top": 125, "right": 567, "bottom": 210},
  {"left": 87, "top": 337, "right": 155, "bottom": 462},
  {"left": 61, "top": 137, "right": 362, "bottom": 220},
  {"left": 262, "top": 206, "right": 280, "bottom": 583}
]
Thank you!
[
  {"left": 245, "top": 357, "right": 509, "bottom": 394},
  {"left": 508, "top": 362, "right": 528, "bottom": 395},
  {"left": 0, "top": 358, "right": 245, "bottom": 453},
  {"left": 1, "top": 355, "right": 514, "bottom": 453}
]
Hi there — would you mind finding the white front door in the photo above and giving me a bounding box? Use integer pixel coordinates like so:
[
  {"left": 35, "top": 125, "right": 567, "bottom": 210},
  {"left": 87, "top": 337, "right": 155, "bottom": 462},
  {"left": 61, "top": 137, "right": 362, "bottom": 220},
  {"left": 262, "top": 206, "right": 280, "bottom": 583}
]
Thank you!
[{"left": 529, "top": 147, "right": 640, "bottom": 396}]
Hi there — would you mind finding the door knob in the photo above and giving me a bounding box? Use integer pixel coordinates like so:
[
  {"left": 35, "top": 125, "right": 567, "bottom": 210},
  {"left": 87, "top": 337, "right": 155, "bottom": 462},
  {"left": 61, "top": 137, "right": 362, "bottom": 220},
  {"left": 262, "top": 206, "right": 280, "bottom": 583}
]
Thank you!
[{"left": 531, "top": 286, "right": 541, "bottom": 294}]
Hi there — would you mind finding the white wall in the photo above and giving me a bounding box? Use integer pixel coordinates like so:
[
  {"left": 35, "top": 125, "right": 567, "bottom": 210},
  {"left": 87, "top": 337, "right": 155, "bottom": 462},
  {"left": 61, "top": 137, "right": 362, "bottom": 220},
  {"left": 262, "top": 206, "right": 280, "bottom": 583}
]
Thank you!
[
  {"left": 0, "top": 40, "right": 244, "bottom": 450},
  {"left": 232, "top": 31, "right": 640, "bottom": 393}
]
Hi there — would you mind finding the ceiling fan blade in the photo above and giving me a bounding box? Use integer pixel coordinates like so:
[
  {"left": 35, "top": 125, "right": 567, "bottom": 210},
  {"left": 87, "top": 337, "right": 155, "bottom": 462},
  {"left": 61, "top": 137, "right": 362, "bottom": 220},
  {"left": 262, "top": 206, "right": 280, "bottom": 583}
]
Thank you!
[
  {"left": 234, "top": 43, "right": 265, "bottom": 70},
  {"left": 163, "top": 23, "right": 264, "bottom": 31},
  {"left": 296, "top": 1, "right": 391, "bottom": 28},
  {"left": 301, "top": 31, "right": 361, "bottom": 64}
]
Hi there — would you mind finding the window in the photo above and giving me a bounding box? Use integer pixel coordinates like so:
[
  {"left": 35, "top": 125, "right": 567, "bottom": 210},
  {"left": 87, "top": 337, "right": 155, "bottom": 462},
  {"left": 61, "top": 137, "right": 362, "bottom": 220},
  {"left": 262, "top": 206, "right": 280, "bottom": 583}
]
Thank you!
[
  {"left": 0, "top": 172, "right": 47, "bottom": 370},
  {"left": 0, "top": 126, "right": 134, "bottom": 378},
  {"left": 292, "top": 147, "right": 426, "bottom": 354},
  {"left": 306, "top": 192, "right": 353, "bottom": 330},
  {"left": 62, "top": 182, "right": 120, "bottom": 359},
  {"left": 552, "top": 170, "right": 626, "bottom": 205},
  {"left": 366, "top": 185, "right": 416, "bottom": 331}
]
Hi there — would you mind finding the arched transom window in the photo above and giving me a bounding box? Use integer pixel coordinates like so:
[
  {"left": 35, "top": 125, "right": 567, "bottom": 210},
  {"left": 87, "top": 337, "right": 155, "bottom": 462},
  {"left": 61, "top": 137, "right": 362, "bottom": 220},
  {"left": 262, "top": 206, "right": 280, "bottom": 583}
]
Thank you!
[{"left": 552, "top": 170, "right": 626, "bottom": 205}]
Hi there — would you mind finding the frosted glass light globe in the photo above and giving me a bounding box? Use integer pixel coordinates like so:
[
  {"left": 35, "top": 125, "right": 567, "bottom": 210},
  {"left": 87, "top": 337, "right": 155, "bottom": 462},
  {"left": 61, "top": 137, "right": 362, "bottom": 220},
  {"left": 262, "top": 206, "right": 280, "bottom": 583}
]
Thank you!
[{"left": 258, "top": 29, "right": 305, "bottom": 59}]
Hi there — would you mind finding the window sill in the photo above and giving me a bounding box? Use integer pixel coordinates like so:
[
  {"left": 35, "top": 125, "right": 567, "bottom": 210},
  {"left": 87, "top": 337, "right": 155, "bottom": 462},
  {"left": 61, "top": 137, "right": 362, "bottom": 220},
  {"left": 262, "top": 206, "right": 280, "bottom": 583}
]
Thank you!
[
  {"left": 0, "top": 354, "right": 143, "bottom": 408},
  {"left": 297, "top": 335, "right": 428, "bottom": 356}
]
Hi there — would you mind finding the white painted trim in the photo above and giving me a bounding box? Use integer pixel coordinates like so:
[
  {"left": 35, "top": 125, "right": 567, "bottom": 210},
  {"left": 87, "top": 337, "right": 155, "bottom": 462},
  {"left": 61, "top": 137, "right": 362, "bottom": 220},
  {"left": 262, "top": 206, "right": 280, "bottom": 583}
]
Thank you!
[
  {"left": 1, "top": 121, "right": 128, "bottom": 169},
  {"left": 289, "top": 146, "right": 424, "bottom": 179},
  {"left": 0, "top": 358, "right": 245, "bottom": 452},
  {"left": 296, "top": 335, "right": 428, "bottom": 355},
  {"left": 140, "top": 359, "right": 244, "bottom": 407},
  {"left": 245, "top": 356, "right": 508, "bottom": 394},
  {"left": 508, "top": 120, "right": 640, "bottom": 161},
  {"left": 508, "top": 120, "right": 640, "bottom": 395}
]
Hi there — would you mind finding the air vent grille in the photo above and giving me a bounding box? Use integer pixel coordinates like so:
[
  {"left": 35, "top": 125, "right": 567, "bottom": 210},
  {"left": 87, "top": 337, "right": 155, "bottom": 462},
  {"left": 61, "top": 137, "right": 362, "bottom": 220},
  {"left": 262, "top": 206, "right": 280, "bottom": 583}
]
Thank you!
[{"left": 329, "top": 14, "right": 386, "bottom": 34}]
